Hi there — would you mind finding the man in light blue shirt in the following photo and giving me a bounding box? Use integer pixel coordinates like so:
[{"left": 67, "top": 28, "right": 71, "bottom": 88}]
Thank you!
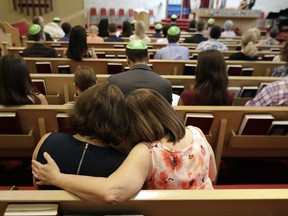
[{"left": 154, "top": 26, "right": 190, "bottom": 60}]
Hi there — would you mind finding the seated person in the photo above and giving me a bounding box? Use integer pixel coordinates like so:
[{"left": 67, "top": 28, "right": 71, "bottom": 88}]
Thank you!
[
  {"left": 32, "top": 83, "right": 129, "bottom": 189},
  {"left": 151, "top": 23, "right": 163, "bottom": 38},
  {"left": 258, "top": 28, "right": 279, "bottom": 46},
  {"left": 229, "top": 30, "right": 258, "bottom": 61},
  {"left": 0, "top": 54, "right": 48, "bottom": 105},
  {"left": 272, "top": 40, "right": 288, "bottom": 77},
  {"left": 196, "top": 25, "right": 228, "bottom": 51},
  {"left": 186, "top": 19, "right": 197, "bottom": 32},
  {"left": 23, "top": 24, "right": 58, "bottom": 58},
  {"left": 44, "top": 16, "right": 65, "bottom": 39},
  {"left": 105, "top": 23, "right": 124, "bottom": 42},
  {"left": 74, "top": 66, "right": 97, "bottom": 96},
  {"left": 87, "top": 25, "right": 104, "bottom": 43},
  {"left": 30, "top": 16, "right": 52, "bottom": 41},
  {"left": 179, "top": 50, "right": 234, "bottom": 105},
  {"left": 108, "top": 40, "right": 172, "bottom": 104},
  {"left": 245, "top": 77, "right": 288, "bottom": 106},
  {"left": 155, "top": 26, "right": 189, "bottom": 60},
  {"left": 184, "top": 20, "right": 207, "bottom": 43},
  {"left": 156, "top": 24, "right": 171, "bottom": 44},
  {"left": 221, "top": 20, "right": 236, "bottom": 38},
  {"left": 59, "top": 22, "right": 72, "bottom": 41},
  {"left": 129, "top": 21, "right": 151, "bottom": 43}
]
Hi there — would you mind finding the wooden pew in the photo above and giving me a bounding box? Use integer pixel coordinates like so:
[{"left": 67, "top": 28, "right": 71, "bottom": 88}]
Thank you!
[
  {"left": 29, "top": 74, "right": 282, "bottom": 105},
  {"left": 24, "top": 58, "right": 285, "bottom": 76},
  {"left": 0, "top": 189, "right": 288, "bottom": 216}
]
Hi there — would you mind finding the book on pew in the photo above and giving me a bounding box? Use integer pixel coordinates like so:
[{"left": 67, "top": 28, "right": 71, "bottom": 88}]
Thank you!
[
  {"left": 172, "top": 85, "right": 185, "bottom": 95},
  {"left": 56, "top": 113, "right": 75, "bottom": 134},
  {"left": 32, "top": 79, "right": 47, "bottom": 95},
  {"left": 189, "top": 54, "right": 198, "bottom": 60},
  {"left": 183, "top": 64, "right": 196, "bottom": 75},
  {"left": 227, "top": 65, "right": 242, "bottom": 76},
  {"left": 262, "top": 54, "right": 276, "bottom": 61},
  {"left": 147, "top": 63, "right": 153, "bottom": 70},
  {"left": 228, "top": 86, "right": 241, "bottom": 97},
  {"left": 257, "top": 82, "right": 270, "bottom": 93},
  {"left": 241, "top": 68, "right": 254, "bottom": 76},
  {"left": 105, "top": 54, "right": 116, "bottom": 58},
  {"left": 96, "top": 52, "right": 105, "bottom": 58},
  {"left": 51, "top": 43, "right": 62, "bottom": 48},
  {"left": 36, "top": 62, "right": 52, "bottom": 74},
  {"left": 238, "top": 114, "right": 274, "bottom": 135},
  {"left": 239, "top": 86, "right": 259, "bottom": 98},
  {"left": 268, "top": 120, "right": 288, "bottom": 135},
  {"left": 124, "top": 66, "right": 130, "bottom": 71},
  {"left": 117, "top": 54, "right": 127, "bottom": 59},
  {"left": 184, "top": 113, "right": 214, "bottom": 135},
  {"left": 57, "top": 65, "right": 71, "bottom": 74},
  {"left": 4, "top": 203, "right": 59, "bottom": 216},
  {"left": 113, "top": 44, "right": 124, "bottom": 48},
  {"left": 0, "top": 112, "right": 23, "bottom": 134},
  {"left": 107, "top": 63, "right": 123, "bottom": 74}
]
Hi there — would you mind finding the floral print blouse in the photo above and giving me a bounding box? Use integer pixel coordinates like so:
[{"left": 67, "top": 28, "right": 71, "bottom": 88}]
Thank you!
[{"left": 145, "top": 126, "right": 214, "bottom": 190}]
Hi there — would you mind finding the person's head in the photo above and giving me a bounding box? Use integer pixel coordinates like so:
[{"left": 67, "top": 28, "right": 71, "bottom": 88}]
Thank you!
[
  {"left": 88, "top": 25, "right": 99, "bottom": 36},
  {"left": 125, "top": 88, "right": 185, "bottom": 146},
  {"left": 121, "top": 21, "right": 133, "bottom": 37},
  {"left": 134, "top": 20, "right": 146, "bottom": 39},
  {"left": 207, "top": 18, "right": 215, "bottom": 28},
  {"left": 67, "top": 25, "right": 88, "bottom": 61},
  {"left": 108, "top": 23, "right": 117, "bottom": 35},
  {"left": 74, "top": 66, "right": 97, "bottom": 95},
  {"left": 162, "top": 24, "right": 171, "bottom": 38},
  {"left": 154, "top": 23, "right": 163, "bottom": 33},
  {"left": 69, "top": 83, "right": 129, "bottom": 147},
  {"left": 171, "top": 14, "right": 178, "bottom": 22},
  {"left": 223, "top": 20, "right": 234, "bottom": 31},
  {"left": 98, "top": 18, "right": 109, "bottom": 37},
  {"left": 28, "top": 24, "right": 43, "bottom": 42},
  {"left": 189, "top": 19, "right": 196, "bottom": 29},
  {"left": 167, "top": 26, "right": 181, "bottom": 43},
  {"left": 0, "top": 54, "right": 40, "bottom": 105},
  {"left": 53, "top": 16, "right": 61, "bottom": 26},
  {"left": 32, "top": 16, "right": 45, "bottom": 27},
  {"left": 247, "top": 27, "right": 261, "bottom": 41},
  {"left": 241, "top": 31, "right": 258, "bottom": 57},
  {"left": 125, "top": 40, "right": 148, "bottom": 65},
  {"left": 61, "top": 22, "right": 72, "bottom": 36},
  {"left": 280, "top": 39, "right": 288, "bottom": 62},
  {"left": 196, "top": 19, "right": 205, "bottom": 32},
  {"left": 195, "top": 50, "right": 228, "bottom": 105},
  {"left": 268, "top": 28, "right": 279, "bottom": 39},
  {"left": 209, "top": 25, "right": 221, "bottom": 39}
]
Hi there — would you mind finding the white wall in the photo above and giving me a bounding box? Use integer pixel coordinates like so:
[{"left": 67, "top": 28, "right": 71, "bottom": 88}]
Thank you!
[
  {"left": 84, "top": 0, "right": 167, "bottom": 22},
  {"left": 226, "top": 0, "right": 288, "bottom": 17}
]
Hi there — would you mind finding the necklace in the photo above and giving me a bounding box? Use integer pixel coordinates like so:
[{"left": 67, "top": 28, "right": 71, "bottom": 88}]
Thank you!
[{"left": 76, "top": 143, "right": 89, "bottom": 175}]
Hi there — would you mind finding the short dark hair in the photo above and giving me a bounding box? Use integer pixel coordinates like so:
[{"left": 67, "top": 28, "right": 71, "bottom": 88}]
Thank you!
[
  {"left": 210, "top": 25, "right": 222, "bottom": 39},
  {"left": 189, "top": 19, "right": 196, "bottom": 28},
  {"left": 196, "top": 20, "right": 205, "bottom": 32},
  {"left": 108, "top": 23, "right": 117, "bottom": 33},
  {"left": 167, "top": 34, "right": 180, "bottom": 43},
  {"left": 69, "top": 83, "right": 129, "bottom": 146},
  {"left": 162, "top": 24, "right": 171, "bottom": 37},
  {"left": 125, "top": 48, "right": 148, "bottom": 63},
  {"left": 74, "top": 66, "right": 97, "bottom": 92},
  {"left": 61, "top": 22, "right": 72, "bottom": 35}
]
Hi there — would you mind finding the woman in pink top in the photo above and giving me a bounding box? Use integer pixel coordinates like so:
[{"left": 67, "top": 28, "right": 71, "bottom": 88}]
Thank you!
[
  {"left": 32, "top": 88, "right": 217, "bottom": 203},
  {"left": 87, "top": 25, "right": 104, "bottom": 43}
]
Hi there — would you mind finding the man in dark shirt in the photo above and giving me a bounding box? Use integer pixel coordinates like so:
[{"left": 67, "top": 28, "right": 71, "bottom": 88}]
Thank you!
[
  {"left": 104, "top": 23, "right": 124, "bottom": 42},
  {"left": 184, "top": 20, "right": 207, "bottom": 43},
  {"left": 23, "top": 24, "right": 58, "bottom": 58},
  {"left": 108, "top": 40, "right": 172, "bottom": 104}
]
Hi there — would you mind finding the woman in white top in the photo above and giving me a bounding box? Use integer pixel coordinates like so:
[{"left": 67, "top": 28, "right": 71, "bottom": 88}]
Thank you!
[{"left": 129, "top": 20, "right": 151, "bottom": 43}]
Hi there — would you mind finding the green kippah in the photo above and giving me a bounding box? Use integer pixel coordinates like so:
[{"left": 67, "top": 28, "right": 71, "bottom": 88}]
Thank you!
[
  {"left": 29, "top": 24, "right": 41, "bottom": 35},
  {"left": 53, "top": 16, "right": 61, "bottom": 22},
  {"left": 126, "top": 40, "right": 148, "bottom": 50},
  {"left": 208, "top": 18, "right": 215, "bottom": 25},
  {"left": 171, "top": 14, "right": 178, "bottom": 19},
  {"left": 154, "top": 23, "right": 163, "bottom": 30},
  {"left": 168, "top": 26, "right": 180, "bottom": 36}
]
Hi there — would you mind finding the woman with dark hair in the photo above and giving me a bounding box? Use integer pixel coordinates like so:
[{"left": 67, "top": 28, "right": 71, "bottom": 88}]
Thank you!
[
  {"left": 32, "top": 83, "right": 129, "bottom": 189},
  {"left": 272, "top": 39, "right": 288, "bottom": 77},
  {"left": 0, "top": 54, "right": 48, "bottom": 105},
  {"left": 32, "top": 88, "right": 216, "bottom": 201},
  {"left": 67, "top": 25, "right": 96, "bottom": 61},
  {"left": 179, "top": 50, "right": 234, "bottom": 105},
  {"left": 98, "top": 18, "right": 109, "bottom": 38},
  {"left": 120, "top": 21, "right": 133, "bottom": 37}
]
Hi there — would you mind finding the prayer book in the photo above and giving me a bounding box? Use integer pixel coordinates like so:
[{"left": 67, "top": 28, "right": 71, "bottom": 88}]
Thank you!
[
  {"left": 32, "top": 79, "right": 47, "bottom": 95},
  {"left": 227, "top": 65, "right": 242, "bottom": 76},
  {"left": 172, "top": 85, "right": 185, "bottom": 96},
  {"left": 184, "top": 113, "right": 214, "bottom": 135},
  {"left": 239, "top": 86, "right": 259, "bottom": 98},
  {"left": 238, "top": 114, "right": 274, "bottom": 135},
  {"left": 56, "top": 113, "right": 75, "bottom": 134},
  {"left": 0, "top": 112, "right": 23, "bottom": 134},
  {"left": 57, "top": 65, "right": 71, "bottom": 74},
  {"left": 183, "top": 64, "right": 196, "bottom": 75},
  {"left": 107, "top": 63, "right": 123, "bottom": 74},
  {"left": 241, "top": 68, "right": 254, "bottom": 76},
  {"left": 36, "top": 62, "right": 52, "bottom": 74},
  {"left": 268, "top": 121, "right": 288, "bottom": 135}
]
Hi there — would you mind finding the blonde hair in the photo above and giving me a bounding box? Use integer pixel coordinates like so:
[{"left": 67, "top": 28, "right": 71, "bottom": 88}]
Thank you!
[
  {"left": 89, "top": 25, "right": 99, "bottom": 35},
  {"left": 134, "top": 20, "right": 146, "bottom": 39},
  {"left": 241, "top": 31, "right": 258, "bottom": 57}
]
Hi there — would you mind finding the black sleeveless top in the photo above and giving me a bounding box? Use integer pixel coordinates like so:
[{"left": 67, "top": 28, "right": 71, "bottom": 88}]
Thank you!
[{"left": 36, "top": 132, "right": 127, "bottom": 190}]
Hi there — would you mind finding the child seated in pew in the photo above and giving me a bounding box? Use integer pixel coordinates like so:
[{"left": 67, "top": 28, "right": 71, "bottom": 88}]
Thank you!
[
  {"left": 179, "top": 50, "right": 234, "bottom": 105},
  {"left": 0, "top": 53, "right": 48, "bottom": 105},
  {"left": 32, "top": 88, "right": 217, "bottom": 202},
  {"left": 32, "top": 83, "right": 129, "bottom": 190}
]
